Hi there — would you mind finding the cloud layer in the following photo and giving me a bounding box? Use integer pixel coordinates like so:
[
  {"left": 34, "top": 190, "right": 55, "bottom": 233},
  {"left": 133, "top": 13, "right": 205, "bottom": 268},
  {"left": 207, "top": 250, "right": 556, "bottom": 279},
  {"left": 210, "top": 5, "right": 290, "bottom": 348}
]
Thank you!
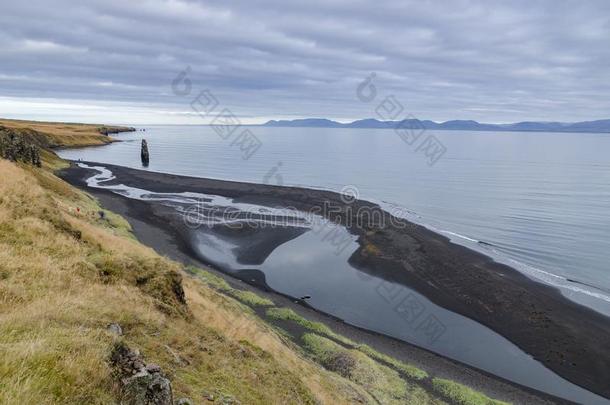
[{"left": 1, "top": 0, "right": 609, "bottom": 124}]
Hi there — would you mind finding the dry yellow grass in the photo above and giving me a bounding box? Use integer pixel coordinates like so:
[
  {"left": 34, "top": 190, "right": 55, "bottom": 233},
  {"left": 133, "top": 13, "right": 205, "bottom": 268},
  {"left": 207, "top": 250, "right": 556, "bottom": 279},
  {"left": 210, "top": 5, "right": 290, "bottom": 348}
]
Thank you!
[{"left": 0, "top": 118, "right": 132, "bottom": 148}]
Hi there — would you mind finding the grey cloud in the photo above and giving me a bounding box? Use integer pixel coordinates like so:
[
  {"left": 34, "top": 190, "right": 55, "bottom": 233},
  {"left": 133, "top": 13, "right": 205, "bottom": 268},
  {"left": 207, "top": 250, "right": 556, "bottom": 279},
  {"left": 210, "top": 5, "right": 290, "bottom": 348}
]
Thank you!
[{"left": 0, "top": 0, "right": 609, "bottom": 123}]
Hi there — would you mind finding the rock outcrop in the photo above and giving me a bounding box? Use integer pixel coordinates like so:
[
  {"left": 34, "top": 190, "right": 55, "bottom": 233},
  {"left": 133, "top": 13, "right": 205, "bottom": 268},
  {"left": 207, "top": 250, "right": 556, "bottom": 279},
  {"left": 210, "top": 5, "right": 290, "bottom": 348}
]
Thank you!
[
  {"left": 98, "top": 126, "right": 137, "bottom": 135},
  {"left": 0, "top": 127, "right": 42, "bottom": 167},
  {"left": 110, "top": 342, "right": 174, "bottom": 405},
  {"left": 107, "top": 323, "right": 123, "bottom": 336},
  {"left": 141, "top": 139, "right": 150, "bottom": 166}
]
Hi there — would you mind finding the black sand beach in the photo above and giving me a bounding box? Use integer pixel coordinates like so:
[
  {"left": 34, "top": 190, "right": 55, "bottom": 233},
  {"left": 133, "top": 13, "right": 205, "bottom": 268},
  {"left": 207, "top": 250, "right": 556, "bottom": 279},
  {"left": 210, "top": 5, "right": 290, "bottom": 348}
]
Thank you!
[{"left": 60, "top": 161, "right": 610, "bottom": 402}]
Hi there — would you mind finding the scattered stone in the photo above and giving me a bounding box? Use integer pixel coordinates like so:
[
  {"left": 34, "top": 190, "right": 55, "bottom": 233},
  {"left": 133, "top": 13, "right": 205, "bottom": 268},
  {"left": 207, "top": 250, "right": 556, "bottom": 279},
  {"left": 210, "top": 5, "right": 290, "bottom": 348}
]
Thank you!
[
  {"left": 146, "top": 364, "right": 162, "bottom": 373},
  {"left": 175, "top": 398, "right": 193, "bottom": 405},
  {"left": 219, "top": 395, "right": 240, "bottom": 405},
  {"left": 209, "top": 390, "right": 241, "bottom": 405},
  {"left": 107, "top": 323, "right": 123, "bottom": 336},
  {"left": 122, "top": 371, "right": 173, "bottom": 405},
  {"left": 110, "top": 342, "right": 173, "bottom": 405}
]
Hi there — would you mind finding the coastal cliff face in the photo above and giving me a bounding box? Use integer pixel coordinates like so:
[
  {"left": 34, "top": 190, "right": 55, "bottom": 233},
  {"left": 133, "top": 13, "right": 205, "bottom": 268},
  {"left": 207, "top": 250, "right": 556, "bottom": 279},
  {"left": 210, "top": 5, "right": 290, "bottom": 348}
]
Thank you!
[{"left": 0, "top": 118, "right": 134, "bottom": 148}]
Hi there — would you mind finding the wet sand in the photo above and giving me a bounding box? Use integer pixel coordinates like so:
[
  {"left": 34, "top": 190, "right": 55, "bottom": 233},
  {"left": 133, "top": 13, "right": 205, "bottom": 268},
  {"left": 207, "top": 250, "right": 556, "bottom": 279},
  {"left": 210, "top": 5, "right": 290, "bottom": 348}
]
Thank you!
[{"left": 59, "top": 161, "right": 610, "bottom": 401}]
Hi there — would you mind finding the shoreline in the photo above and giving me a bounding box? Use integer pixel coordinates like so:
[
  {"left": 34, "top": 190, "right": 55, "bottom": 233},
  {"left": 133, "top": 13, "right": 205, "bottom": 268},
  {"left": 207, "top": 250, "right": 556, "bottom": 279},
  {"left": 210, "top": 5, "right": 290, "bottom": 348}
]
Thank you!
[{"left": 59, "top": 161, "right": 610, "bottom": 402}]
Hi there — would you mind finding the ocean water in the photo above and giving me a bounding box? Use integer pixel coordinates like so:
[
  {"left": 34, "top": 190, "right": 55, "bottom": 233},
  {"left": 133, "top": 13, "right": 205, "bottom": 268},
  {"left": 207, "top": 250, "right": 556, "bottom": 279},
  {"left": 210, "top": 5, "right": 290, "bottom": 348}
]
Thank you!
[{"left": 58, "top": 125, "right": 610, "bottom": 313}]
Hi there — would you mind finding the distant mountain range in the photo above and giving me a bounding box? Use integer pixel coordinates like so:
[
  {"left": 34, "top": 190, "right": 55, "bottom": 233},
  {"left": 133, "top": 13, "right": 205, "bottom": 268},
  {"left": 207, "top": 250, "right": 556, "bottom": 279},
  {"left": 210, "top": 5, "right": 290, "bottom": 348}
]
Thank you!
[{"left": 262, "top": 118, "right": 610, "bottom": 133}]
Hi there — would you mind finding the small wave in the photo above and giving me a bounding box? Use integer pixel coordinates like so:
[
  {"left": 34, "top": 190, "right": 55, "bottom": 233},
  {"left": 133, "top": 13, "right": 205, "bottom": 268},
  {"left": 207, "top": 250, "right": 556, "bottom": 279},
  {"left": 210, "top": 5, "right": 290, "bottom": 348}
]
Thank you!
[
  {"left": 566, "top": 278, "right": 610, "bottom": 295},
  {"left": 504, "top": 257, "right": 610, "bottom": 303},
  {"left": 504, "top": 257, "right": 567, "bottom": 281},
  {"left": 438, "top": 230, "right": 479, "bottom": 243},
  {"left": 378, "top": 199, "right": 610, "bottom": 307}
]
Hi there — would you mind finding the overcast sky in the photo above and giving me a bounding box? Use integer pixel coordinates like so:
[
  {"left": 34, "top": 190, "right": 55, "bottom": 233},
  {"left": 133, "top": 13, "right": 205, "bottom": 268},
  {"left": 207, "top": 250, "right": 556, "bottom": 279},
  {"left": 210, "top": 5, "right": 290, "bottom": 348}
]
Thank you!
[{"left": 1, "top": 0, "right": 609, "bottom": 124}]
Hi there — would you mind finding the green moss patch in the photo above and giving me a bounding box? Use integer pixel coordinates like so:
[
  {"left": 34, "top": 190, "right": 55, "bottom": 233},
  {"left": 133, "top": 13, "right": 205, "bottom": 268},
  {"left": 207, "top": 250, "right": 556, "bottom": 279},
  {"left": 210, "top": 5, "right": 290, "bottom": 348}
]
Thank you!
[
  {"left": 356, "top": 344, "right": 428, "bottom": 380},
  {"left": 432, "top": 378, "right": 510, "bottom": 405},
  {"left": 186, "top": 266, "right": 232, "bottom": 292},
  {"left": 186, "top": 266, "right": 273, "bottom": 307},
  {"left": 266, "top": 307, "right": 354, "bottom": 345},
  {"left": 232, "top": 290, "right": 273, "bottom": 307},
  {"left": 302, "top": 334, "right": 440, "bottom": 405}
]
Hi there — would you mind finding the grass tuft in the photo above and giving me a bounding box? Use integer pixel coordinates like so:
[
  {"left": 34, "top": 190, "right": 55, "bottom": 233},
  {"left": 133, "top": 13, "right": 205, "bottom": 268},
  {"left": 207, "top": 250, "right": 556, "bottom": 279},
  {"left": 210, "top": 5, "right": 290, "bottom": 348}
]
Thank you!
[
  {"left": 432, "top": 378, "right": 510, "bottom": 405},
  {"left": 356, "top": 344, "right": 428, "bottom": 380},
  {"left": 232, "top": 290, "right": 274, "bottom": 307},
  {"left": 186, "top": 266, "right": 273, "bottom": 306},
  {"left": 266, "top": 307, "right": 354, "bottom": 345},
  {"left": 302, "top": 333, "right": 438, "bottom": 405},
  {"left": 186, "top": 266, "right": 232, "bottom": 292}
]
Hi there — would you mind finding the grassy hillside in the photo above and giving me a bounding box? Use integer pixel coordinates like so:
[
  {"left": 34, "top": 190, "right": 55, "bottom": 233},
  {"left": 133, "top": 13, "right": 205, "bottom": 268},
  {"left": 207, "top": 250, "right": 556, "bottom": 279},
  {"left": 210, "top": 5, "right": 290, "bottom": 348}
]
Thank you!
[
  {"left": 0, "top": 157, "right": 366, "bottom": 404},
  {"left": 0, "top": 121, "right": 511, "bottom": 404},
  {"left": 0, "top": 118, "right": 134, "bottom": 148}
]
